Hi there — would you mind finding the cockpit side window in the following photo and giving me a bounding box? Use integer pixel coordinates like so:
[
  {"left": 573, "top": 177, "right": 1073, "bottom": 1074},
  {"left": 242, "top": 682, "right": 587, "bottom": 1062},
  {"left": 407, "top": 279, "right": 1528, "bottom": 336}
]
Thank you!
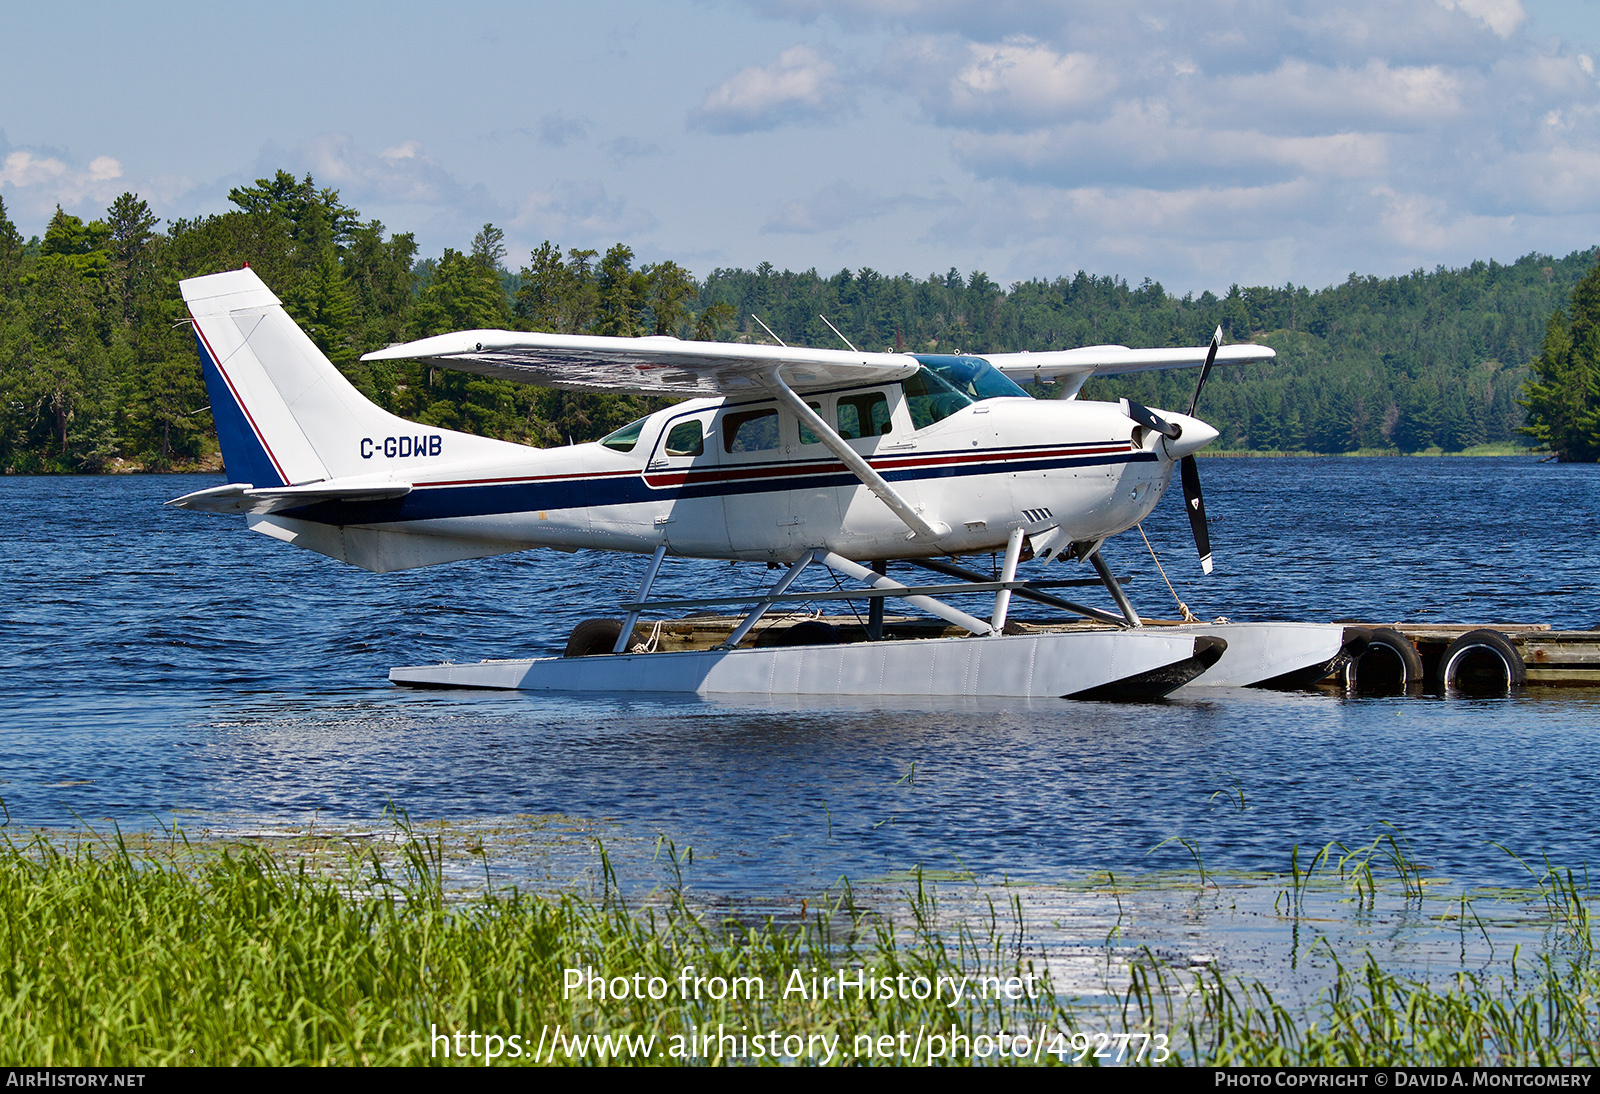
[{"left": 664, "top": 419, "right": 704, "bottom": 457}]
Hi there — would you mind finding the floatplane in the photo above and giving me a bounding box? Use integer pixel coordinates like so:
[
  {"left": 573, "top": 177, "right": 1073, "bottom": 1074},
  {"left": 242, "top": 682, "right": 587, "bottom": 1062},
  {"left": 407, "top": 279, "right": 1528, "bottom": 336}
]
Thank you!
[{"left": 170, "top": 267, "right": 1359, "bottom": 699}]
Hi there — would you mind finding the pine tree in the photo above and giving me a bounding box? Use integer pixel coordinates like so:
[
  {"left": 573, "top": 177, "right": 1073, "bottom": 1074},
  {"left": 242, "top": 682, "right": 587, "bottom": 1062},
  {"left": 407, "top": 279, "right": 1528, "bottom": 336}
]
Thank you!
[
  {"left": 1521, "top": 257, "right": 1600, "bottom": 461},
  {"left": 0, "top": 195, "right": 22, "bottom": 297}
]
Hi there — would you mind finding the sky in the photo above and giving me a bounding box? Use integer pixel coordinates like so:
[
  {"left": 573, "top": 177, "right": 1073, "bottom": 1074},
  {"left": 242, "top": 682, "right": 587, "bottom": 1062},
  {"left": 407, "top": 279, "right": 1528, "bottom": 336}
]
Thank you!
[{"left": 2, "top": 0, "right": 1597, "bottom": 295}]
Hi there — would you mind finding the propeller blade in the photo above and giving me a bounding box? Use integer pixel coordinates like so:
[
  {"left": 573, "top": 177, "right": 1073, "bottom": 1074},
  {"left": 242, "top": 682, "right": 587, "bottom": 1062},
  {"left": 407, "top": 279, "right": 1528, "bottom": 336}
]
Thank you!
[
  {"left": 1186, "top": 325, "right": 1223, "bottom": 417},
  {"left": 1120, "top": 398, "right": 1182, "bottom": 439},
  {"left": 1181, "top": 453, "right": 1213, "bottom": 575}
]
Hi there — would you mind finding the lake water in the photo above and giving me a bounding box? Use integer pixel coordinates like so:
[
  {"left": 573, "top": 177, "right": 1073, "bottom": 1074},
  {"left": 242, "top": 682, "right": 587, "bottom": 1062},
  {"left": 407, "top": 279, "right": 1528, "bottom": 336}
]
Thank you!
[{"left": 3, "top": 456, "right": 1599, "bottom": 910}]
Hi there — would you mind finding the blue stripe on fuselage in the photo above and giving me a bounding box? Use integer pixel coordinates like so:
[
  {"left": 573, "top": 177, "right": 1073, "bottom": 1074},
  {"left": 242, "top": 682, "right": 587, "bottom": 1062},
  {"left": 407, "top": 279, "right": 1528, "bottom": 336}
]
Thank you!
[{"left": 276, "top": 448, "right": 1157, "bottom": 526}]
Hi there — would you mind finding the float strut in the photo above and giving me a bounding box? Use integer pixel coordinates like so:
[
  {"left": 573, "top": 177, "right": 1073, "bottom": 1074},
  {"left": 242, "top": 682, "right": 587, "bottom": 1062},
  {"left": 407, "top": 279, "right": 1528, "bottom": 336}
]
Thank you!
[
  {"left": 991, "top": 527, "right": 1025, "bottom": 633},
  {"left": 819, "top": 551, "right": 992, "bottom": 635},
  {"left": 614, "top": 544, "right": 669, "bottom": 653},
  {"left": 719, "top": 552, "right": 815, "bottom": 649},
  {"left": 903, "top": 557, "right": 1130, "bottom": 628},
  {"left": 867, "top": 560, "right": 886, "bottom": 640},
  {"left": 1090, "top": 550, "right": 1142, "bottom": 628}
]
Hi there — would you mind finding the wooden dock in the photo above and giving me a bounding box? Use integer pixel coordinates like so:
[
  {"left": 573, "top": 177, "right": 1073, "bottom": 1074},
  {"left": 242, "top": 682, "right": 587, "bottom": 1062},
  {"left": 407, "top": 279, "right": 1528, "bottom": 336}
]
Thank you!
[{"left": 1342, "top": 623, "right": 1600, "bottom": 691}]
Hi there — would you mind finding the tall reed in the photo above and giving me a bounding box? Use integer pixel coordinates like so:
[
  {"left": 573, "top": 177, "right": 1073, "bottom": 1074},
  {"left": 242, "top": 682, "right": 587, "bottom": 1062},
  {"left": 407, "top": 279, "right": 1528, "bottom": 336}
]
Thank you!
[{"left": 4, "top": 821, "right": 1597, "bottom": 1066}]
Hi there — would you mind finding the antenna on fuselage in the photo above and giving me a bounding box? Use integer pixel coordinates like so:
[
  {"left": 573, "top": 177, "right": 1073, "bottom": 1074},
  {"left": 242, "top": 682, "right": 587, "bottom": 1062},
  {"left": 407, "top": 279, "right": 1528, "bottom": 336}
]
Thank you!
[
  {"left": 818, "top": 314, "right": 859, "bottom": 353},
  {"left": 752, "top": 315, "right": 787, "bottom": 347}
]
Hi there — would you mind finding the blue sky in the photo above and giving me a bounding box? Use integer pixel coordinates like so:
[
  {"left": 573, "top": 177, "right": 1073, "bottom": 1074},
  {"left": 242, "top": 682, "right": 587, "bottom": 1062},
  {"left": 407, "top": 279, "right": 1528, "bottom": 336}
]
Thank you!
[{"left": 2, "top": 0, "right": 1596, "bottom": 295}]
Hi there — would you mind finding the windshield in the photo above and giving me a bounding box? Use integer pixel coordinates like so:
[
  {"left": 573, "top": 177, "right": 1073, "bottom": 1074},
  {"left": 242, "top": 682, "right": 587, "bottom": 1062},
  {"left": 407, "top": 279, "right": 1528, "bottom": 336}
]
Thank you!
[
  {"left": 598, "top": 416, "right": 648, "bottom": 452},
  {"left": 904, "top": 355, "right": 1028, "bottom": 428},
  {"left": 912, "top": 355, "right": 1029, "bottom": 400},
  {"left": 903, "top": 368, "right": 972, "bottom": 429}
]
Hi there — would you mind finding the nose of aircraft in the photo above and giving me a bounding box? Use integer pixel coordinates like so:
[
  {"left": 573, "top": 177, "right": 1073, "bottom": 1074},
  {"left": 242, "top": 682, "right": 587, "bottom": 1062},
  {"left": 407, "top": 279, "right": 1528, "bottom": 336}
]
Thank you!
[{"left": 1159, "top": 411, "right": 1220, "bottom": 460}]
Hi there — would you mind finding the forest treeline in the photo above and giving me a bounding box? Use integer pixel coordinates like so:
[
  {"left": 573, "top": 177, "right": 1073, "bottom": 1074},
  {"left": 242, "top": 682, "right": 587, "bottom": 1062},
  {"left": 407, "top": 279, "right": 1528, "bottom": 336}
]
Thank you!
[{"left": 0, "top": 169, "right": 1594, "bottom": 472}]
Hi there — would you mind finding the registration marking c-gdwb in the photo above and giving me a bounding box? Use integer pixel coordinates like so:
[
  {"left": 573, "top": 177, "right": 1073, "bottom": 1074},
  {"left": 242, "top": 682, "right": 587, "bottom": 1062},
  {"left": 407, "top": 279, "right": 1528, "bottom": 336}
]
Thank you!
[{"left": 361, "top": 435, "right": 444, "bottom": 459}]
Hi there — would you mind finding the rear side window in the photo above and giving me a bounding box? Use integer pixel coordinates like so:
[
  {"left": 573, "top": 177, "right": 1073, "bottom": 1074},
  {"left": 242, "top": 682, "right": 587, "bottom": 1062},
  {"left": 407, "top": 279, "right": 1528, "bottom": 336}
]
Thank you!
[
  {"left": 723, "top": 408, "right": 780, "bottom": 453},
  {"left": 837, "top": 393, "right": 891, "bottom": 440},
  {"left": 799, "top": 402, "right": 823, "bottom": 446}
]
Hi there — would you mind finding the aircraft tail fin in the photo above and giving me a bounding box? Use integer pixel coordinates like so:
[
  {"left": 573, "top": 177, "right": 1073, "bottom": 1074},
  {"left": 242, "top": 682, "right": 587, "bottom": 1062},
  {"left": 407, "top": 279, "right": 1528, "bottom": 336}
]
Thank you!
[{"left": 181, "top": 267, "right": 512, "bottom": 487}]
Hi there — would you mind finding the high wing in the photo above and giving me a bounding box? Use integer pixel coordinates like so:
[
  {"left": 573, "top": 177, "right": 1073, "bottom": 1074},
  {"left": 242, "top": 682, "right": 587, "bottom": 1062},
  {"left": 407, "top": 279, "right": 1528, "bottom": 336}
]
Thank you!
[
  {"left": 361, "top": 330, "right": 919, "bottom": 397},
  {"left": 363, "top": 329, "right": 1271, "bottom": 401},
  {"left": 983, "top": 342, "right": 1273, "bottom": 399}
]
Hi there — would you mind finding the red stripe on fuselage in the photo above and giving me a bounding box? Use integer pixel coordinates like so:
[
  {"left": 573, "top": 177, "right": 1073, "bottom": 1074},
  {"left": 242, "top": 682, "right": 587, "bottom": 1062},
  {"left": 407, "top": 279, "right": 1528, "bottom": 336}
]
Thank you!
[
  {"left": 641, "top": 442, "right": 1133, "bottom": 489},
  {"left": 406, "top": 440, "right": 1136, "bottom": 494},
  {"left": 417, "top": 468, "right": 638, "bottom": 489}
]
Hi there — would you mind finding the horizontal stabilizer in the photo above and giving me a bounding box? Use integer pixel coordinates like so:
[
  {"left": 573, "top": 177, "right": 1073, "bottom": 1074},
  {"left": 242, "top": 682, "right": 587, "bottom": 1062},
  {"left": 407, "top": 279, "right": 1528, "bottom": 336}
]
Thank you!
[
  {"left": 362, "top": 330, "right": 918, "bottom": 397},
  {"left": 166, "top": 480, "right": 412, "bottom": 516}
]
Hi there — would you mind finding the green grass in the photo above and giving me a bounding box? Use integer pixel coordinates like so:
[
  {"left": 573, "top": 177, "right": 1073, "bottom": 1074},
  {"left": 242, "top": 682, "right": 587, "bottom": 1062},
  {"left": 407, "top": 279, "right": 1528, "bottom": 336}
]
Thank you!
[
  {"left": 4, "top": 820, "right": 1599, "bottom": 1066},
  {"left": 0, "top": 824, "right": 1063, "bottom": 1066}
]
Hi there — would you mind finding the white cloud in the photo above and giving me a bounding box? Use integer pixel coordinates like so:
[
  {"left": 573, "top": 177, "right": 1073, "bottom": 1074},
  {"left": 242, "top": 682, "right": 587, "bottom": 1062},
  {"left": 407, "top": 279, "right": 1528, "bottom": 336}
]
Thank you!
[
  {"left": 1211, "top": 60, "right": 1467, "bottom": 133},
  {"left": 300, "top": 133, "right": 477, "bottom": 208},
  {"left": 0, "top": 147, "right": 124, "bottom": 222},
  {"left": 380, "top": 140, "right": 423, "bottom": 163},
  {"left": 1483, "top": 142, "right": 1600, "bottom": 213},
  {"left": 942, "top": 38, "right": 1114, "bottom": 126},
  {"left": 270, "top": 133, "right": 658, "bottom": 255},
  {"left": 691, "top": 45, "right": 847, "bottom": 132},
  {"left": 1435, "top": 0, "right": 1526, "bottom": 39},
  {"left": 753, "top": 0, "right": 1600, "bottom": 288},
  {"left": 950, "top": 106, "right": 1391, "bottom": 190},
  {"left": 929, "top": 179, "right": 1320, "bottom": 254},
  {"left": 1498, "top": 49, "right": 1600, "bottom": 95},
  {"left": 1370, "top": 184, "right": 1517, "bottom": 250}
]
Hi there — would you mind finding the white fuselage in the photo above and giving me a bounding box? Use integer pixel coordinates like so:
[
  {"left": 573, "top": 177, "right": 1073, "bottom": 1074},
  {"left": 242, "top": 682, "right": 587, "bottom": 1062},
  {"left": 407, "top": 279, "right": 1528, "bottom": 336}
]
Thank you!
[{"left": 259, "top": 381, "right": 1189, "bottom": 567}]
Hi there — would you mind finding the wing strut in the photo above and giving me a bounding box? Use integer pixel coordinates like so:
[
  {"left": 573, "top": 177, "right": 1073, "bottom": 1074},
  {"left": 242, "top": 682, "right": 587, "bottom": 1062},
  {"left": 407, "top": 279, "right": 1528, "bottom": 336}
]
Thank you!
[{"left": 758, "top": 372, "right": 950, "bottom": 543}]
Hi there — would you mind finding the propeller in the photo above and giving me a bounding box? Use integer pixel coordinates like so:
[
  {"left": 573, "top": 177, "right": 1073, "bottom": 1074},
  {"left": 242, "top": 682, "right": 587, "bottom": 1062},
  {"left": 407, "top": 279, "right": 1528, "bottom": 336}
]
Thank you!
[{"left": 1180, "top": 326, "right": 1223, "bottom": 575}]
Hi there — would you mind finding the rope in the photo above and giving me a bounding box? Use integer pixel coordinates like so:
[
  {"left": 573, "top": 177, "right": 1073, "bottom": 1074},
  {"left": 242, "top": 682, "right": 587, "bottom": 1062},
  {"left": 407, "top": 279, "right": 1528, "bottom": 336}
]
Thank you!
[
  {"left": 629, "top": 619, "right": 665, "bottom": 654},
  {"left": 1137, "top": 522, "right": 1199, "bottom": 623}
]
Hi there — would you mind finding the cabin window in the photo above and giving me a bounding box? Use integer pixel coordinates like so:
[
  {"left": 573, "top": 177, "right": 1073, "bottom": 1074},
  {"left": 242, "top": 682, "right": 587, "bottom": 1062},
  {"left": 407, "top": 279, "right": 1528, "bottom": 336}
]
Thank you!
[
  {"left": 903, "top": 368, "right": 973, "bottom": 428},
  {"left": 799, "top": 401, "right": 823, "bottom": 446},
  {"left": 664, "top": 419, "right": 704, "bottom": 457},
  {"left": 599, "top": 416, "right": 647, "bottom": 453},
  {"left": 836, "top": 393, "right": 891, "bottom": 440},
  {"left": 723, "top": 408, "right": 780, "bottom": 453}
]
